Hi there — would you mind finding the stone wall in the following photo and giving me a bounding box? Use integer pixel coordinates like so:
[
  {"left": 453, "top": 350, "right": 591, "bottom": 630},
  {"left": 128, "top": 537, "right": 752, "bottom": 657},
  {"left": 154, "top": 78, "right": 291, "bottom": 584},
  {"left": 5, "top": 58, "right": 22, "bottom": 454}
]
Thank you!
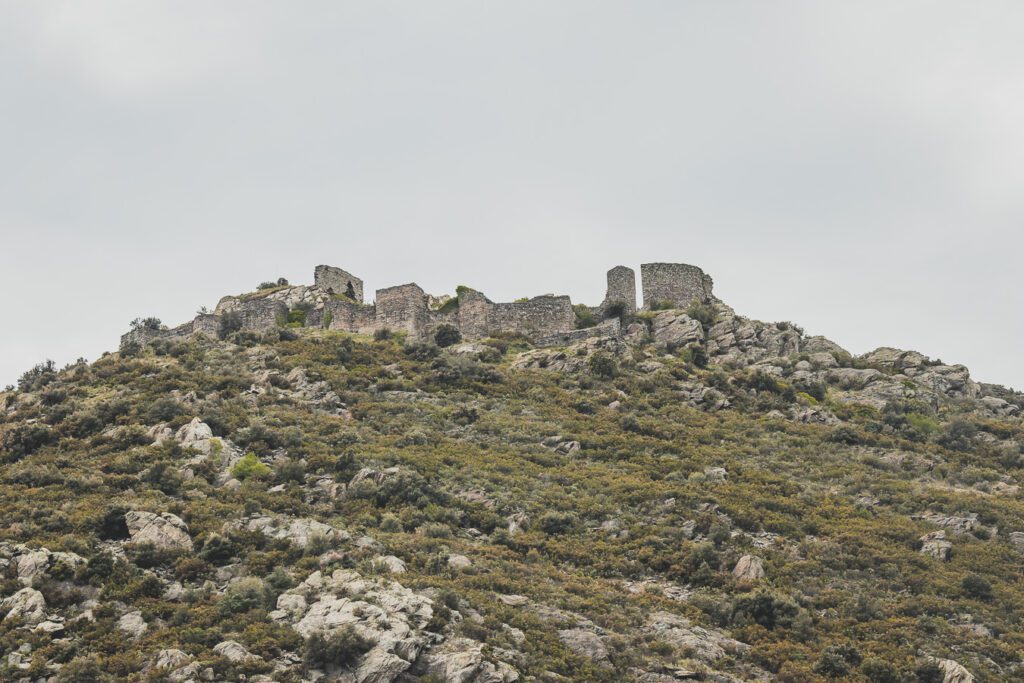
[
  {"left": 192, "top": 314, "right": 221, "bottom": 337},
  {"left": 456, "top": 289, "right": 490, "bottom": 339},
  {"left": 375, "top": 283, "right": 428, "bottom": 335},
  {"left": 599, "top": 266, "right": 636, "bottom": 317},
  {"left": 314, "top": 265, "right": 364, "bottom": 303},
  {"left": 641, "top": 263, "right": 714, "bottom": 310},
  {"left": 323, "top": 298, "right": 377, "bottom": 334},
  {"left": 486, "top": 296, "right": 575, "bottom": 337},
  {"left": 235, "top": 299, "right": 288, "bottom": 332}
]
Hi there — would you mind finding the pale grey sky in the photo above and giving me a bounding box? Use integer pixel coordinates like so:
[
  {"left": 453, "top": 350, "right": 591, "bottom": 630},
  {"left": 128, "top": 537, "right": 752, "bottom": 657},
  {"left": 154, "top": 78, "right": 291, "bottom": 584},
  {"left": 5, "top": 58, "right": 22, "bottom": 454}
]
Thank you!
[{"left": 2, "top": 2, "right": 1022, "bottom": 389}]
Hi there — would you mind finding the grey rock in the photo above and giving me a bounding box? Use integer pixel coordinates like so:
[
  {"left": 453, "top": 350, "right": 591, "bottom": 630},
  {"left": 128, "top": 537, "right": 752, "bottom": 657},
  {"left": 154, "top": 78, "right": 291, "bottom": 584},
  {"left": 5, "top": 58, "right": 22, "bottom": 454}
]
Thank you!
[
  {"left": 237, "top": 515, "right": 349, "bottom": 549},
  {"left": 732, "top": 555, "right": 765, "bottom": 581},
  {"left": 645, "top": 611, "right": 750, "bottom": 662},
  {"left": 414, "top": 637, "right": 519, "bottom": 682},
  {"left": 125, "top": 510, "right": 193, "bottom": 551},
  {"left": 117, "top": 610, "right": 148, "bottom": 639},
  {"left": 213, "top": 640, "right": 261, "bottom": 663},
  {"left": 447, "top": 554, "right": 472, "bottom": 571},
  {"left": 557, "top": 629, "right": 608, "bottom": 663},
  {"left": 355, "top": 648, "right": 410, "bottom": 683},
  {"left": 153, "top": 648, "right": 192, "bottom": 672},
  {"left": 1, "top": 587, "right": 47, "bottom": 624},
  {"left": 651, "top": 312, "right": 704, "bottom": 351},
  {"left": 935, "top": 658, "right": 973, "bottom": 683},
  {"left": 920, "top": 531, "right": 952, "bottom": 561}
]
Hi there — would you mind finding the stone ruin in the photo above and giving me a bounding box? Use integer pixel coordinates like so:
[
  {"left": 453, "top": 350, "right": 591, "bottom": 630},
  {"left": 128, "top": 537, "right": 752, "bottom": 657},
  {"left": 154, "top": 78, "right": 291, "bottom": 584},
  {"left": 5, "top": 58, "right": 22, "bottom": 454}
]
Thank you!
[{"left": 120, "top": 263, "right": 716, "bottom": 349}]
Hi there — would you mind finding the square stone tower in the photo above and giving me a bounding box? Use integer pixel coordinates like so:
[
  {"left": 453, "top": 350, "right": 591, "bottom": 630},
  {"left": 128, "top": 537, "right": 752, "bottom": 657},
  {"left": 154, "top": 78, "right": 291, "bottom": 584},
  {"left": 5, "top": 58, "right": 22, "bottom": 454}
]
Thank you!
[{"left": 641, "top": 263, "right": 714, "bottom": 309}]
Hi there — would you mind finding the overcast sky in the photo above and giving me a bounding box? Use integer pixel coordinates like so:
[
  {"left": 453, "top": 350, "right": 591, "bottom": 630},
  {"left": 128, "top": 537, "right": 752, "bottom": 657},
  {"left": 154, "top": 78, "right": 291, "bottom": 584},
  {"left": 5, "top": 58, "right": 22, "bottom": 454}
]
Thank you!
[{"left": 2, "top": 2, "right": 1022, "bottom": 390}]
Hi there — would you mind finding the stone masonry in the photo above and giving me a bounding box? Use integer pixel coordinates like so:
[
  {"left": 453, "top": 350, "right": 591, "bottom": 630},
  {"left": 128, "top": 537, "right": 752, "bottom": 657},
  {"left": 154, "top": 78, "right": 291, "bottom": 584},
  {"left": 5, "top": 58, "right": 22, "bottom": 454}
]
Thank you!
[
  {"left": 641, "top": 263, "right": 714, "bottom": 310},
  {"left": 598, "top": 266, "right": 637, "bottom": 317},
  {"left": 121, "top": 262, "right": 714, "bottom": 349},
  {"left": 314, "top": 265, "right": 364, "bottom": 303}
]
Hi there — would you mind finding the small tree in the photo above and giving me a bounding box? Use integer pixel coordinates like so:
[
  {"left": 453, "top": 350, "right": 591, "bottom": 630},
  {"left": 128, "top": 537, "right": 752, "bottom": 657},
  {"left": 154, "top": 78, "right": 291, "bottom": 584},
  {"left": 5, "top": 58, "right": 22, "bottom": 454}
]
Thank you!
[
  {"left": 303, "top": 627, "right": 373, "bottom": 669},
  {"left": 434, "top": 324, "right": 462, "bottom": 348},
  {"left": 130, "top": 317, "right": 162, "bottom": 331},
  {"left": 962, "top": 574, "right": 993, "bottom": 600},
  {"left": 218, "top": 311, "right": 243, "bottom": 340},
  {"left": 588, "top": 352, "right": 617, "bottom": 378}
]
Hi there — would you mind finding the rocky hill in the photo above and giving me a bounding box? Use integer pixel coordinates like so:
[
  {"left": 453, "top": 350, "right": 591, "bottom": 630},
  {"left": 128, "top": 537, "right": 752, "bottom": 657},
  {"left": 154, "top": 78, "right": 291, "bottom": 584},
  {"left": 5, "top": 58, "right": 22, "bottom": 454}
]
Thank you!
[{"left": 1, "top": 267, "right": 1023, "bottom": 683}]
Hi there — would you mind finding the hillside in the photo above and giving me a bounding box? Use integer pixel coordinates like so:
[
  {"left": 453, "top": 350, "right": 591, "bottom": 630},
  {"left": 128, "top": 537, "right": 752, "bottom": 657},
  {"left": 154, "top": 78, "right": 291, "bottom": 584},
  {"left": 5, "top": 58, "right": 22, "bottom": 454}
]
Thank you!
[{"left": 2, "top": 267, "right": 1023, "bottom": 683}]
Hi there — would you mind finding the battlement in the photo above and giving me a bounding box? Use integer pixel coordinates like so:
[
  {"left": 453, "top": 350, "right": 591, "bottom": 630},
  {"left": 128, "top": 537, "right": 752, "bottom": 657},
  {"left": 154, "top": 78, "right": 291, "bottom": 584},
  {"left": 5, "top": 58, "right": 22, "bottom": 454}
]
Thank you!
[{"left": 120, "top": 262, "right": 715, "bottom": 349}]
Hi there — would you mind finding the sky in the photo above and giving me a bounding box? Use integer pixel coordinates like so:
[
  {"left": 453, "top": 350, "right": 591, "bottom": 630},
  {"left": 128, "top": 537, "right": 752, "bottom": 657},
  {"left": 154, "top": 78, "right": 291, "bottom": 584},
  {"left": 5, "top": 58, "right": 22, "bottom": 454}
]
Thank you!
[{"left": 1, "top": 2, "right": 1023, "bottom": 390}]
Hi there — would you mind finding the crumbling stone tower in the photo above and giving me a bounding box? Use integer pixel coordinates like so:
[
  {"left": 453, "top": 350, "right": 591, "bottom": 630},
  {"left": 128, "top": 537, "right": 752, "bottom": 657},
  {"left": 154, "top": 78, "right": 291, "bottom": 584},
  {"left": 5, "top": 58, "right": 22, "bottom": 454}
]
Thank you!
[
  {"left": 314, "top": 265, "right": 364, "bottom": 303},
  {"left": 598, "top": 265, "right": 637, "bottom": 316},
  {"left": 641, "top": 263, "right": 714, "bottom": 309}
]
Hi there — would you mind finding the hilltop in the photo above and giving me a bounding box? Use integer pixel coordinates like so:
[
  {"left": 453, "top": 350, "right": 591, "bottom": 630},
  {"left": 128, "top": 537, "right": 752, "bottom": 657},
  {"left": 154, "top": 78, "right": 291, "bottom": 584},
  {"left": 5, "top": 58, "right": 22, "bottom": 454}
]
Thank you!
[{"left": 2, "top": 263, "right": 1023, "bottom": 683}]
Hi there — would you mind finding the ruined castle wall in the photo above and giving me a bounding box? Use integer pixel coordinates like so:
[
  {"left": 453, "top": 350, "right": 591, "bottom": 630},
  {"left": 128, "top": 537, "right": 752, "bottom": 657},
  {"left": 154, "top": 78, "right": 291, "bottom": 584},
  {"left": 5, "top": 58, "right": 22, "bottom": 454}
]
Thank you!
[
  {"left": 191, "top": 314, "right": 221, "bottom": 337},
  {"left": 323, "top": 299, "right": 377, "bottom": 334},
  {"left": 599, "top": 266, "right": 636, "bottom": 316},
  {"left": 314, "top": 265, "right": 364, "bottom": 303},
  {"left": 641, "top": 263, "right": 714, "bottom": 309},
  {"left": 485, "top": 296, "right": 574, "bottom": 337},
  {"left": 375, "top": 283, "right": 428, "bottom": 336},
  {"left": 456, "top": 290, "right": 490, "bottom": 339},
  {"left": 235, "top": 299, "right": 287, "bottom": 332},
  {"left": 119, "top": 327, "right": 163, "bottom": 349}
]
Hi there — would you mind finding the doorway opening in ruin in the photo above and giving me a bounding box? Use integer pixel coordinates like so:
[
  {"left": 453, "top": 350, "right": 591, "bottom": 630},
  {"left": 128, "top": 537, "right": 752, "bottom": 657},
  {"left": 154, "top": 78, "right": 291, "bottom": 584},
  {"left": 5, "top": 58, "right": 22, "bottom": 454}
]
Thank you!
[{"left": 345, "top": 282, "right": 356, "bottom": 300}]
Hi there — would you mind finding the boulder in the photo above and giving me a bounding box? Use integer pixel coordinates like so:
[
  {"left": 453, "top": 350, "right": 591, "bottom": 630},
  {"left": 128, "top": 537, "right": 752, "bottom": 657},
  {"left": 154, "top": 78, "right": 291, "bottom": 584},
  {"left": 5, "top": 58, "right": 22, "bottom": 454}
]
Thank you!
[
  {"left": 916, "top": 512, "right": 987, "bottom": 537},
  {"left": 935, "top": 658, "right": 973, "bottom": 683},
  {"left": 356, "top": 648, "right": 410, "bottom": 683},
  {"left": 703, "top": 467, "right": 727, "bottom": 482},
  {"left": 447, "top": 554, "right": 473, "bottom": 571},
  {"left": 413, "top": 637, "right": 519, "bottom": 682},
  {"left": 826, "top": 368, "right": 883, "bottom": 389},
  {"left": 498, "top": 594, "right": 529, "bottom": 607},
  {"left": 644, "top": 611, "right": 749, "bottom": 662},
  {"left": 650, "top": 312, "right": 704, "bottom": 351},
  {"left": 557, "top": 629, "right": 608, "bottom": 663},
  {"left": 284, "top": 569, "right": 434, "bottom": 672},
  {"left": 154, "top": 649, "right": 192, "bottom": 672},
  {"left": 125, "top": 511, "right": 193, "bottom": 551},
  {"left": 376, "top": 555, "right": 407, "bottom": 574},
  {"left": 920, "top": 531, "right": 952, "bottom": 561},
  {"left": 238, "top": 515, "right": 349, "bottom": 549},
  {"left": 13, "top": 546, "right": 85, "bottom": 584},
  {"left": 0, "top": 587, "right": 46, "bottom": 624},
  {"left": 732, "top": 555, "right": 765, "bottom": 581},
  {"left": 213, "top": 640, "right": 260, "bottom": 663},
  {"left": 175, "top": 417, "right": 215, "bottom": 453},
  {"left": 117, "top": 610, "right": 148, "bottom": 639}
]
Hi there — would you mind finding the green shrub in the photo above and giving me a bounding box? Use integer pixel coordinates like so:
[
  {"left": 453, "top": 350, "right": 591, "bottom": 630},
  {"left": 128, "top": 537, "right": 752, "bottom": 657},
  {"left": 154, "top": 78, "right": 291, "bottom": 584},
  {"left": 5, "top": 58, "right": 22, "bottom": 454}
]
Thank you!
[
  {"left": 538, "top": 511, "right": 579, "bottom": 535},
  {"left": 588, "top": 352, "right": 617, "bottom": 378},
  {"left": 434, "top": 324, "right": 462, "bottom": 348},
  {"left": 962, "top": 574, "right": 992, "bottom": 600},
  {"left": 685, "top": 301, "right": 717, "bottom": 328},
  {"left": 731, "top": 590, "right": 799, "bottom": 630},
  {"left": 219, "top": 577, "right": 270, "bottom": 615},
  {"left": 218, "top": 312, "right": 243, "bottom": 340},
  {"left": 303, "top": 627, "right": 373, "bottom": 669},
  {"left": 574, "top": 304, "right": 597, "bottom": 329},
  {"left": 231, "top": 452, "right": 273, "bottom": 481}
]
